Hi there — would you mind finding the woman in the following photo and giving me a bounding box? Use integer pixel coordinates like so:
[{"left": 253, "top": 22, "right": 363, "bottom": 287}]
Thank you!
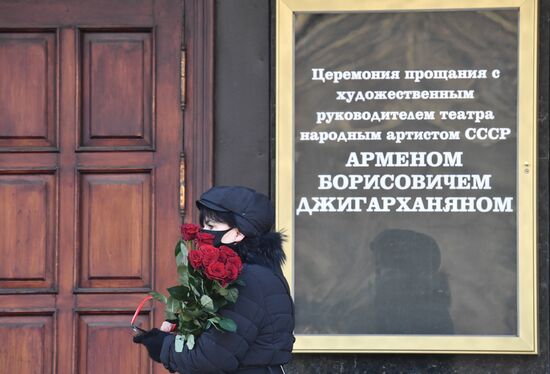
[{"left": 133, "top": 186, "right": 295, "bottom": 373}]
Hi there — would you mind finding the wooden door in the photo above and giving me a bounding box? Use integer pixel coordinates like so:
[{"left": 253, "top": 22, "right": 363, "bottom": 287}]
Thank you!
[{"left": 0, "top": 1, "right": 213, "bottom": 372}]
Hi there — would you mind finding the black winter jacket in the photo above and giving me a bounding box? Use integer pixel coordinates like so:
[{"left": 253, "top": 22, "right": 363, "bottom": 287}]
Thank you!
[{"left": 160, "top": 233, "right": 295, "bottom": 373}]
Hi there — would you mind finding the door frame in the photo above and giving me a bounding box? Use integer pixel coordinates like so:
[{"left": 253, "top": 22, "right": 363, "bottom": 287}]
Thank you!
[{"left": 183, "top": 0, "right": 215, "bottom": 222}]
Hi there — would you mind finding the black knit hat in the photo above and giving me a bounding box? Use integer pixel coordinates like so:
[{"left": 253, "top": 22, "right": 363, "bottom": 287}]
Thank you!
[{"left": 196, "top": 186, "right": 275, "bottom": 237}]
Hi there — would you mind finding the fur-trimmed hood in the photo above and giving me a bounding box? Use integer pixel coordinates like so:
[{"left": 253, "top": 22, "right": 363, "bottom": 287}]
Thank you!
[{"left": 236, "top": 232, "right": 286, "bottom": 272}]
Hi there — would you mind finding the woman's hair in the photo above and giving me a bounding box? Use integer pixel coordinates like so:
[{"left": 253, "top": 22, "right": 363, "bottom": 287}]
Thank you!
[{"left": 198, "top": 206, "right": 237, "bottom": 228}]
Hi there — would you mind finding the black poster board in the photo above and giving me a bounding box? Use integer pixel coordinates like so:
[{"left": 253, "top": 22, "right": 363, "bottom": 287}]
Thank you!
[{"left": 277, "top": 0, "right": 537, "bottom": 353}]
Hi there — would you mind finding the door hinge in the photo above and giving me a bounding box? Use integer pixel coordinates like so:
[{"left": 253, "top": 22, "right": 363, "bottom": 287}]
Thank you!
[
  {"left": 179, "top": 152, "right": 186, "bottom": 217},
  {"left": 180, "top": 49, "right": 186, "bottom": 110}
]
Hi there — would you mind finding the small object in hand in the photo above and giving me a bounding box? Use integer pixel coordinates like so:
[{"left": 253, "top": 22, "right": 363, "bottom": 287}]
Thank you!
[
  {"left": 130, "top": 295, "right": 153, "bottom": 336},
  {"left": 131, "top": 325, "right": 147, "bottom": 336},
  {"left": 160, "top": 320, "right": 177, "bottom": 332}
]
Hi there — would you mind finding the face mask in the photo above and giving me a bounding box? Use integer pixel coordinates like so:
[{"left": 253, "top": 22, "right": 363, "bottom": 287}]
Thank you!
[{"left": 200, "top": 228, "right": 233, "bottom": 247}]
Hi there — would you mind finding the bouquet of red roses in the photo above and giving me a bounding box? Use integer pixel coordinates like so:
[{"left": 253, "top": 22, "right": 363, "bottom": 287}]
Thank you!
[{"left": 150, "top": 223, "right": 244, "bottom": 351}]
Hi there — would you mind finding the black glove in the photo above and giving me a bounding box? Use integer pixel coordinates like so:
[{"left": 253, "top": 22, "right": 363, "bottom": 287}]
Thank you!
[{"left": 133, "top": 328, "right": 169, "bottom": 363}]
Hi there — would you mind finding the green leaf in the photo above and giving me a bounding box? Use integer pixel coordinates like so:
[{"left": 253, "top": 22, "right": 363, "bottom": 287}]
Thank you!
[
  {"left": 197, "top": 275, "right": 208, "bottom": 294},
  {"left": 166, "top": 296, "right": 178, "bottom": 313},
  {"left": 178, "top": 319, "right": 194, "bottom": 333},
  {"left": 177, "top": 263, "right": 189, "bottom": 275},
  {"left": 186, "top": 334, "right": 195, "bottom": 350},
  {"left": 180, "top": 240, "right": 189, "bottom": 255},
  {"left": 177, "top": 265, "right": 190, "bottom": 286},
  {"left": 224, "top": 287, "right": 239, "bottom": 303},
  {"left": 200, "top": 295, "right": 214, "bottom": 311},
  {"left": 207, "top": 317, "right": 222, "bottom": 331},
  {"left": 167, "top": 285, "right": 188, "bottom": 300},
  {"left": 178, "top": 310, "right": 194, "bottom": 321},
  {"left": 174, "top": 240, "right": 182, "bottom": 256},
  {"left": 165, "top": 311, "right": 177, "bottom": 320},
  {"left": 149, "top": 291, "right": 167, "bottom": 304},
  {"left": 189, "top": 282, "right": 201, "bottom": 297},
  {"left": 213, "top": 282, "right": 228, "bottom": 296},
  {"left": 234, "top": 279, "right": 246, "bottom": 287},
  {"left": 215, "top": 298, "right": 228, "bottom": 310},
  {"left": 176, "top": 251, "right": 187, "bottom": 267},
  {"left": 218, "top": 317, "right": 237, "bottom": 332},
  {"left": 175, "top": 241, "right": 189, "bottom": 266}
]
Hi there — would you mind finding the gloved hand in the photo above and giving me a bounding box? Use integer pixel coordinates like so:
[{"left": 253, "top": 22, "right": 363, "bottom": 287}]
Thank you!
[{"left": 133, "top": 328, "right": 170, "bottom": 362}]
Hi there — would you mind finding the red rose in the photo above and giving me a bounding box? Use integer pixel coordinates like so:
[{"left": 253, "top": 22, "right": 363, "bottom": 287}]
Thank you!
[
  {"left": 196, "top": 231, "right": 215, "bottom": 245},
  {"left": 199, "top": 245, "right": 219, "bottom": 266},
  {"left": 226, "top": 255, "right": 243, "bottom": 272},
  {"left": 218, "top": 251, "right": 228, "bottom": 263},
  {"left": 219, "top": 246, "right": 238, "bottom": 258},
  {"left": 218, "top": 246, "right": 238, "bottom": 263},
  {"left": 188, "top": 249, "right": 203, "bottom": 269},
  {"left": 205, "top": 261, "right": 227, "bottom": 282},
  {"left": 181, "top": 224, "right": 200, "bottom": 241},
  {"left": 224, "top": 263, "right": 239, "bottom": 283}
]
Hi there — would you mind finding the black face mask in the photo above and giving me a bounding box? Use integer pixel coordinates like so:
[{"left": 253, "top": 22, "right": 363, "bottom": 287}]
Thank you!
[{"left": 200, "top": 228, "right": 233, "bottom": 247}]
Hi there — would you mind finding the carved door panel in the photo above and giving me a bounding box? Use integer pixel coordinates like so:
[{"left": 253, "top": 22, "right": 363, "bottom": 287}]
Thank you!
[{"left": 0, "top": 1, "right": 197, "bottom": 372}]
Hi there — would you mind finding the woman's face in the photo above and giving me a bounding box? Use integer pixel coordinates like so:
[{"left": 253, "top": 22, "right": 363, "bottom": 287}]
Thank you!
[
  {"left": 202, "top": 219, "right": 245, "bottom": 244},
  {"left": 202, "top": 219, "right": 231, "bottom": 231}
]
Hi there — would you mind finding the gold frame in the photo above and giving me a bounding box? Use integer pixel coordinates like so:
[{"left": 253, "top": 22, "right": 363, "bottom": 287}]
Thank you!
[{"left": 276, "top": 0, "right": 538, "bottom": 353}]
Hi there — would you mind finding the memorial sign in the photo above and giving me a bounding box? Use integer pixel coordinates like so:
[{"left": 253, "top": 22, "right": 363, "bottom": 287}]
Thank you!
[{"left": 276, "top": 0, "right": 537, "bottom": 353}]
